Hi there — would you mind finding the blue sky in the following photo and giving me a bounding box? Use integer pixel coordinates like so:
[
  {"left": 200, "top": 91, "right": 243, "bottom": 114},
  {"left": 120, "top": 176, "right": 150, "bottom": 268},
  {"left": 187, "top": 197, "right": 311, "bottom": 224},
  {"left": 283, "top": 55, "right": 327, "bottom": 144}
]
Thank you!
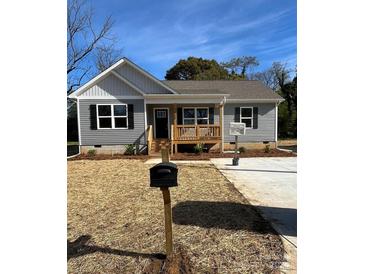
[{"left": 90, "top": 0, "right": 296, "bottom": 80}]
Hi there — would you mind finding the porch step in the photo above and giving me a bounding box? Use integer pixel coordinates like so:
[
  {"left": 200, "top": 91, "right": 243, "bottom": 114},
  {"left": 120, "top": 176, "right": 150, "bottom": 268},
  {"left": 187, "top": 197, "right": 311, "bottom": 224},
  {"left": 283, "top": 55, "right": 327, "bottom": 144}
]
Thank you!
[{"left": 149, "top": 139, "right": 171, "bottom": 154}]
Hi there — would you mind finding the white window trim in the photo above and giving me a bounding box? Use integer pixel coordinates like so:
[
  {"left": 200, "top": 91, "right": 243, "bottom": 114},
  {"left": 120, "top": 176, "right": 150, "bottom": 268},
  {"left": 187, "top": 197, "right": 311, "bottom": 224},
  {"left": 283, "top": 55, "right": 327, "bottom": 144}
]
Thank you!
[
  {"left": 96, "top": 104, "right": 128, "bottom": 129},
  {"left": 240, "top": 106, "right": 253, "bottom": 129},
  {"left": 182, "top": 107, "right": 209, "bottom": 125}
]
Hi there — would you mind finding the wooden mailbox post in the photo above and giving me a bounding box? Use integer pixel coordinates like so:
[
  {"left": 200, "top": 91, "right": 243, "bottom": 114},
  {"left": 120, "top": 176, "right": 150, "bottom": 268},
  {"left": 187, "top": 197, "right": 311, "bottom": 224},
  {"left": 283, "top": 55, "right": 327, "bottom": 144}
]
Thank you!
[
  {"left": 229, "top": 122, "right": 246, "bottom": 166},
  {"left": 149, "top": 149, "right": 177, "bottom": 256}
]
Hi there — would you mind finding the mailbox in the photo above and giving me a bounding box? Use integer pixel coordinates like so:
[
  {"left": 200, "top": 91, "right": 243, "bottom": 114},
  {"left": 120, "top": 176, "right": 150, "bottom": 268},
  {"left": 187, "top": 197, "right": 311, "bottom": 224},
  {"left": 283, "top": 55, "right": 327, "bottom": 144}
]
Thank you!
[{"left": 150, "top": 162, "right": 178, "bottom": 187}]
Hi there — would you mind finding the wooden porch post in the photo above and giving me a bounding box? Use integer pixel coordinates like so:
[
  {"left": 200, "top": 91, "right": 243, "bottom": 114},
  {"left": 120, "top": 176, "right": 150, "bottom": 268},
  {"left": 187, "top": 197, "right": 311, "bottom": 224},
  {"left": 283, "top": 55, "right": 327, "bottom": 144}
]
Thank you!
[
  {"left": 219, "top": 104, "right": 224, "bottom": 153},
  {"left": 173, "top": 104, "right": 177, "bottom": 154}
]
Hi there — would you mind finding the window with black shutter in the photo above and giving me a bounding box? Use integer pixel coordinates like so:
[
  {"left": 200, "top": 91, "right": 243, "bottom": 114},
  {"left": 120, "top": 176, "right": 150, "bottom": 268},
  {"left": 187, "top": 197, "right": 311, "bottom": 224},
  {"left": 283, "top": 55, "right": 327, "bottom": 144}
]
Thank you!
[
  {"left": 240, "top": 107, "right": 253, "bottom": 128},
  {"left": 182, "top": 107, "right": 209, "bottom": 125},
  {"left": 96, "top": 104, "right": 128, "bottom": 129}
]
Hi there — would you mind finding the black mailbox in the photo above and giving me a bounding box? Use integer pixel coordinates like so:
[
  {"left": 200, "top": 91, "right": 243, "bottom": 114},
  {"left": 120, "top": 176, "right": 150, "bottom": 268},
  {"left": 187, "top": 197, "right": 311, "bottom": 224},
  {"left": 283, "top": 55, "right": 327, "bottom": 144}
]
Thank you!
[{"left": 150, "top": 162, "right": 178, "bottom": 187}]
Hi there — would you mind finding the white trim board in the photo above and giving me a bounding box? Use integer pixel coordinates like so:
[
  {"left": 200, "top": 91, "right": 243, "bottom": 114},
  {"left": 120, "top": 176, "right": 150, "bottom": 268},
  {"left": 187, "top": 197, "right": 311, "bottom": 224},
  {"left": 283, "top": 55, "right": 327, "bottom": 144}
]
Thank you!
[
  {"left": 68, "top": 57, "right": 180, "bottom": 98},
  {"left": 68, "top": 59, "right": 126, "bottom": 98},
  {"left": 275, "top": 103, "right": 278, "bottom": 142},
  {"left": 77, "top": 98, "right": 82, "bottom": 146},
  {"left": 78, "top": 96, "right": 143, "bottom": 100},
  {"left": 145, "top": 98, "right": 224, "bottom": 104},
  {"left": 144, "top": 94, "right": 229, "bottom": 98},
  {"left": 226, "top": 99, "right": 284, "bottom": 103}
]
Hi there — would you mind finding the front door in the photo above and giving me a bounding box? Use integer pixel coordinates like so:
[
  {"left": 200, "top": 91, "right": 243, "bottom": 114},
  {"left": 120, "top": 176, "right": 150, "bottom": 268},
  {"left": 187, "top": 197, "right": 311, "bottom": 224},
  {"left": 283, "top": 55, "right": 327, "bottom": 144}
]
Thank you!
[{"left": 154, "top": 108, "right": 169, "bottom": 139}]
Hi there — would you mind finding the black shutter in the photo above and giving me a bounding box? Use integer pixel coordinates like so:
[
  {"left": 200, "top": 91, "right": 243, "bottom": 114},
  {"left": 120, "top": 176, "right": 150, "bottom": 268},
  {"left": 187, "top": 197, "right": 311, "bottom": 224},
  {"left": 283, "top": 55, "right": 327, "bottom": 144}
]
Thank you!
[
  {"left": 128, "top": 104, "right": 134, "bottom": 129},
  {"left": 177, "top": 108, "right": 182, "bottom": 125},
  {"left": 89, "top": 105, "right": 97, "bottom": 130},
  {"left": 253, "top": 107, "right": 258, "bottom": 129},
  {"left": 234, "top": 107, "right": 240, "bottom": 122},
  {"left": 209, "top": 107, "right": 214, "bottom": 124}
]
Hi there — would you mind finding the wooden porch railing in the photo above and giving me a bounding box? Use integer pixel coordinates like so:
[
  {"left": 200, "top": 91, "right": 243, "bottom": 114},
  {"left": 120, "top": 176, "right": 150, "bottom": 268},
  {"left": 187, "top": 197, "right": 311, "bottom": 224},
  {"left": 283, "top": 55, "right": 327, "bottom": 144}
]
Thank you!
[
  {"left": 147, "top": 125, "right": 153, "bottom": 154},
  {"left": 174, "top": 125, "right": 221, "bottom": 141}
]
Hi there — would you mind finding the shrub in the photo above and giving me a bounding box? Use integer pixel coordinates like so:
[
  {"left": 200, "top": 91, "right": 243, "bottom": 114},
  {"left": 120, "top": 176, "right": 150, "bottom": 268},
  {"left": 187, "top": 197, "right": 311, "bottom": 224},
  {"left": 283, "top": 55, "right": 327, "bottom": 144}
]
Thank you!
[
  {"left": 193, "top": 143, "right": 204, "bottom": 154},
  {"left": 238, "top": 146, "right": 246, "bottom": 154},
  {"left": 124, "top": 144, "right": 135, "bottom": 155},
  {"left": 87, "top": 149, "right": 96, "bottom": 156},
  {"left": 264, "top": 144, "right": 271, "bottom": 153}
]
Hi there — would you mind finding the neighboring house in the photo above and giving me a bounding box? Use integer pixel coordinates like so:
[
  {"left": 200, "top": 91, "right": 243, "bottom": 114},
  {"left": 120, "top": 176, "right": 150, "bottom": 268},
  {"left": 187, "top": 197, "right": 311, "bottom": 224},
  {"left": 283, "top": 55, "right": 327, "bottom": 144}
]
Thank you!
[{"left": 68, "top": 58, "right": 284, "bottom": 155}]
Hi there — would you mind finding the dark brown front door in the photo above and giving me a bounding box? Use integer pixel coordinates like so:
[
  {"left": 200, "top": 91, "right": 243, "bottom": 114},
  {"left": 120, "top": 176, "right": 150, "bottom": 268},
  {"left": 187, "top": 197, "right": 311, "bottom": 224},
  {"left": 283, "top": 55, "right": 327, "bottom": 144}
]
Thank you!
[{"left": 154, "top": 109, "right": 168, "bottom": 138}]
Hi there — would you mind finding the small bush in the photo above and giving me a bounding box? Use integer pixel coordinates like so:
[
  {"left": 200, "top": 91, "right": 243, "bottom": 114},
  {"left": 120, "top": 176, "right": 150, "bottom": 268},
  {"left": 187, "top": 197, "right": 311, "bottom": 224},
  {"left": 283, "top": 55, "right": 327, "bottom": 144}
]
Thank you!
[
  {"left": 193, "top": 143, "right": 204, "bottom": 154},
  {"left": 124, "top": 144, "right": 135, "bottom": 155},
  {"left": 87, "top": 149, "right": 96, "bottom": 156},
  {"left": 238, "top": 146, "right": 246, "bottom": 154},
  {"left": 264, "top": 144, "right": 271, "bottom": 153}
]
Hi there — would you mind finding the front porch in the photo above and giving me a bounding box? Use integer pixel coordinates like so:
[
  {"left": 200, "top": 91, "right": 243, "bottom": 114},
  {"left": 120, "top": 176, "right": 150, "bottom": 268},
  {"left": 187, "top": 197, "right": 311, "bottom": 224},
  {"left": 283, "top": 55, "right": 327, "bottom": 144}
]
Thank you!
[{"left": 146, "top": 103, "right": 223, "bottom": 154}]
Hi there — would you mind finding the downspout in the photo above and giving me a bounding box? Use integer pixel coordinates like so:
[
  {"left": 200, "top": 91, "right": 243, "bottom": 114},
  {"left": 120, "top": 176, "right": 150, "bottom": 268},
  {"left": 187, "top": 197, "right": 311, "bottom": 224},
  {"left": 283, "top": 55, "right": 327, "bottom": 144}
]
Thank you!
[
  {"left": 220, "top": 96, "right": 227, "bottom": 152},
  {"left": 275, "top": 99, "right": 284, "bottom": 148}
]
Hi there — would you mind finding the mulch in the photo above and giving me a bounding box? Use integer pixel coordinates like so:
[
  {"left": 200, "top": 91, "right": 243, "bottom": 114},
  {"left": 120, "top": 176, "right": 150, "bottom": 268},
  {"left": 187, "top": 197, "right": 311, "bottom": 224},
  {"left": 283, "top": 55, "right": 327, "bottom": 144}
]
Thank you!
[
  {"left": 171, "top": 149, "right": 296, "bottom": 160},
  {"left": 68, "top": 149, "right": 295, "bottom": 161}
]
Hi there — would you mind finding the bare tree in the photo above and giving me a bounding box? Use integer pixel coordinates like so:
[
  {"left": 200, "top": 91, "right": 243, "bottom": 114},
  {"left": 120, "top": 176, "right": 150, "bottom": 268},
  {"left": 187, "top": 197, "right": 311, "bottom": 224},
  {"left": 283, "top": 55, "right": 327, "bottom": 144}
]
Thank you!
[
  {"left": 67, "top": 0, "right": 115, "bottom": 94},
  {"left": 95, "top": 43, "right": 123, "bottom": 72},
  {"left": 271, "top": 62, "right": 291, "bottom": 90},
  {"left": 221, "top": 56, "right": 259, "bottom": 79},
  {"left": 251, "top": 69, "right": 277, "bottom": 90}
]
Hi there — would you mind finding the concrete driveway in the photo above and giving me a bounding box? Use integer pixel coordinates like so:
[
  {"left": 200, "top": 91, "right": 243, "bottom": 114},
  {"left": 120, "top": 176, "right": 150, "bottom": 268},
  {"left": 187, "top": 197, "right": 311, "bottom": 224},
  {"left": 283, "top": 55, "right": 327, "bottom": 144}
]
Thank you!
[{"left": 211, "top": 157, "right": 297, "bottom": 271}]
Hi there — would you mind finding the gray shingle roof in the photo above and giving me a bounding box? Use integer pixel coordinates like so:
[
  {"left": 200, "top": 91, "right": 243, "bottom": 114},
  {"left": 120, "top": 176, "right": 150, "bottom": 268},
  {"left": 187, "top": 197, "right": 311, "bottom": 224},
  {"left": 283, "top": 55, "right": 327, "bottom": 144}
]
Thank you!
[{"left": 162, "top": 80, "right": 283, "bottom": 100}]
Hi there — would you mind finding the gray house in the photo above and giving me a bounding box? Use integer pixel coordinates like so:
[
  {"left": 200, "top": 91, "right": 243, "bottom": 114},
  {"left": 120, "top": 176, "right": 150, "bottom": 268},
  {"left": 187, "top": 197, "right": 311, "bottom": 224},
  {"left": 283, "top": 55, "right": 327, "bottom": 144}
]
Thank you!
[{"left": 68, "top": 58, "right": 284, "bottom": 155}]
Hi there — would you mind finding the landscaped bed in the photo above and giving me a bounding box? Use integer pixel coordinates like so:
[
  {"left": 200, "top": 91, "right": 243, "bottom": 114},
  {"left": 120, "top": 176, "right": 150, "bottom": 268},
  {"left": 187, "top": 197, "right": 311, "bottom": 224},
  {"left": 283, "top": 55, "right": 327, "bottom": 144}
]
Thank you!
[
  {"left": 171, "top": 149, "right": 296, "bottom": 160},
  {"left": 68, "top": 148, "right": 295, "bottom": 161},
  {"left": 68, "top": 159, "right": 284, "bottom": 273}
]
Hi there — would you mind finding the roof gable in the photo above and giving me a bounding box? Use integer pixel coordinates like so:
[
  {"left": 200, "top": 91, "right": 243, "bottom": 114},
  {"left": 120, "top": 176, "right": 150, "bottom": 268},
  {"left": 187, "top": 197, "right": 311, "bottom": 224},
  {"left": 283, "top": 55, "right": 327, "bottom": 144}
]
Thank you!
[{"left": 68, "top": 58, "right": 177, "bottom": 98}]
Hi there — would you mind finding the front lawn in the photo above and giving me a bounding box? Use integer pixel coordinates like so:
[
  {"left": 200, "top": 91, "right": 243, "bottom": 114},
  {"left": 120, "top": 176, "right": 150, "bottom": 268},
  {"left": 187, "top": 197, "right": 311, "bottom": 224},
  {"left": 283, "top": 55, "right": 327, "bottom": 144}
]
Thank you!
[{"left": 68, "top": 159, "right": 284, "bottom": 273}]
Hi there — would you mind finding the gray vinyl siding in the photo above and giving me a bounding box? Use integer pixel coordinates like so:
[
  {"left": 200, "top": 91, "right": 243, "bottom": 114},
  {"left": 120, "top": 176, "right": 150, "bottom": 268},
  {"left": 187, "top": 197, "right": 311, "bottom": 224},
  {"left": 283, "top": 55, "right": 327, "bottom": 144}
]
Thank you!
[
  {"left": 224, "top": 103, "right": 276, "bottom": 142},
  {"left": 79, "top": 99, "right": 146, "bottom": 145},
  {"left": 116, "top": 63, "right": 172, "bottom": 94},
  {"left": 80, "top": 74, "right": 141, "bottom": 97}
]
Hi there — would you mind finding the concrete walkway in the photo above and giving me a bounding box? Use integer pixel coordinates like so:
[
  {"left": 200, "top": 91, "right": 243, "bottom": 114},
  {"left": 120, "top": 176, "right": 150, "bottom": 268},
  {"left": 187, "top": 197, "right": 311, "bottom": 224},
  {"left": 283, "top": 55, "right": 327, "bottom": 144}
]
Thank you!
[
  {"left": 144, "top": 158, "right": 211, "bottom": 165},
  {"left": 211, "top": 157, "right": 297, "bottom": 272}
]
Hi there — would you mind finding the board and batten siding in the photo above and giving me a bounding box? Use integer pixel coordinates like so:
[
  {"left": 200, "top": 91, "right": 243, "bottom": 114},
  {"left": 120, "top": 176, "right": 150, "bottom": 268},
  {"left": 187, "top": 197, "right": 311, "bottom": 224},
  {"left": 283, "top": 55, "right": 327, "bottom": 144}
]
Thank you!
[
  {"left": 116, "top": 63, "right": 172, "bottom": 94},
  {"left": 80, "top": 74, "right": 141, "bottom": 97},
  {"left": 224, "top": 103, "right": 276, "bottom": 142},
  {"left": 79, "top": 99, "right": 146, "bottom": 145}
]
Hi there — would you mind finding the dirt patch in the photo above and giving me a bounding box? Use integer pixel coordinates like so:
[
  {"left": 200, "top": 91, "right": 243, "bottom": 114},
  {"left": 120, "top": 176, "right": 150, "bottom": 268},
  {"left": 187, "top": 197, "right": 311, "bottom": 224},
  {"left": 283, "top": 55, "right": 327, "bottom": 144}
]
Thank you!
[
  {"left": 68, "top": 160, "right": 284, "bottom": 273},
  {"left": 171, "top": 149, "right": 296, "bottom": 160},
  {"left": 143, "top": 246, "right": 193, "bottom": 274}
]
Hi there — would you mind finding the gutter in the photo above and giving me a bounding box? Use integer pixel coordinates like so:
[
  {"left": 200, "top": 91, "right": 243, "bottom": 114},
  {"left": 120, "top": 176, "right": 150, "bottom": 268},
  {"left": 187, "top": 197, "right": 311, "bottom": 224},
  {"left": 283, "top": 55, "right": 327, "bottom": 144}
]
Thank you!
[
  {"left": 226, "top": 98, "right": 284, "bottom": 103},
  {"left": 144, "top": 94, "right": 230, "bottom": 99}
]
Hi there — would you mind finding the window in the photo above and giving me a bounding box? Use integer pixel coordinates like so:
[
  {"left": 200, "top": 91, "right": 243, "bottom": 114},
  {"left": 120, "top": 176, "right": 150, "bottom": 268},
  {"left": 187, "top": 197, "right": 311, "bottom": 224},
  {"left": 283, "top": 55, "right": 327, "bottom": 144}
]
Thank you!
[
  {"left": 156, "top": 110, "right": 167, "bottom": 118},
  {"left": 97, "top": 104, "right": 128, "bottom": 129},
  {"left": 183, "top": 108, "right": 195, "bottom": 125},
  {"left": 183, "top": 107, "right": 209, "bottom": 125},
  {"left": 196, "top": 108, "right": 208, "bottom": 124},
  {"left": 240, "top": 107, "right": 253, "bottom": 128}
]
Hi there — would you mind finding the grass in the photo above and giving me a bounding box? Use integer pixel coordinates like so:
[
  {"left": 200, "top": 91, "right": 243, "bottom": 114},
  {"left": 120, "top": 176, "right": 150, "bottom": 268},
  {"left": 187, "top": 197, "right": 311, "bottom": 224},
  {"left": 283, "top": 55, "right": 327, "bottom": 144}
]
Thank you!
[{"left": 68, "top": 159, "right": 284, "bottom": 273}]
